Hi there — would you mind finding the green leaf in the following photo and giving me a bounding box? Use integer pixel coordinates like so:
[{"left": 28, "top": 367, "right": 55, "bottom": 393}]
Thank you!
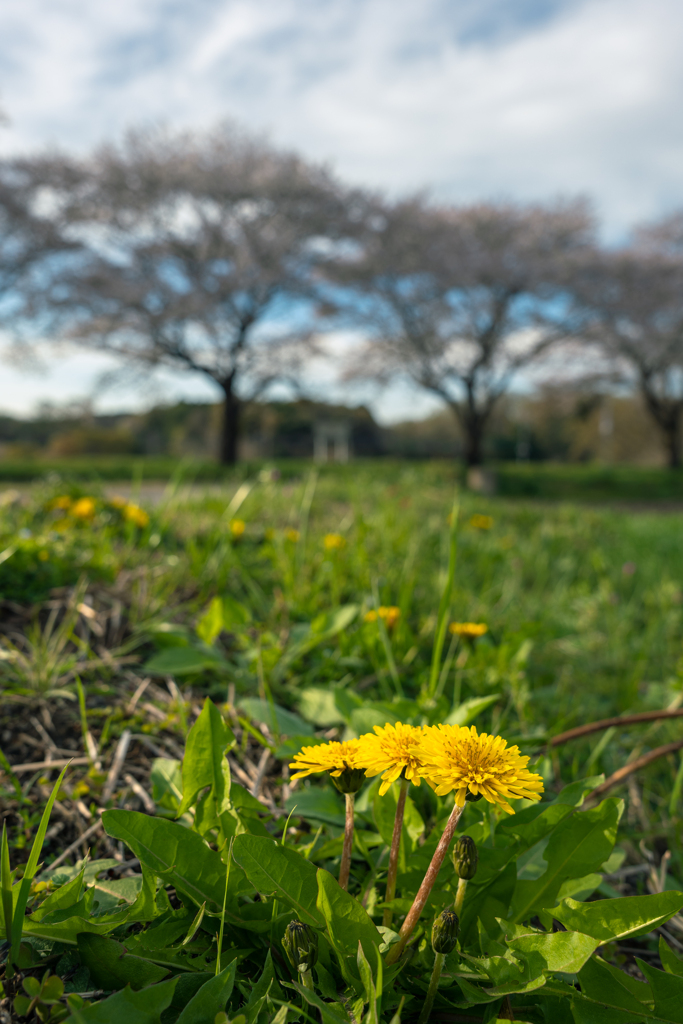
[
  {"left": 238, "top": 698, "right": 314, "bottom": 737},
  {"left": 552, "top": 892, "right": 683, "bottom": 942},
  {"left": 144, "top": 647, "right": 227, "bottom": 676},
  {"left": 159, "top": 974, "right": 213, "bottom": 1024},
  {"left": 506, "top": 929, "right": 600, "bottom": 974},
  {"left": 103, "top": 810, "right": 232, "bottom": 914},
  {"left": 150, "top": 758, "right": 183, "bottom": 812},
  {"left": 510, "top": 798, "right": 622, "bottom": 923},
  {"left": 231, "top": 833, "right": 323, "bottom": 927},
  {"left": 498, "top": 782, "right": 598, "bottom": 851},
  {"left": 637, "top": 959, "right": 683, "bottom": 1022},
  {"left": 65, "top": 978, "right": 179, "bottom": 1023},
  {"left": 11, "top": 763, "right": 69, "bottom": 965},
  {"left": 576, "top": 956, "right": 654, "bottom": 1017},
  {"left": 285, "top": 787, "right": 345, "bottom": 827},
  {"left": 77, "top": 933, "right": 170, "bottom": 991},
  {"left": 316, "top": 868, "right": 381, "bottom": 984},
  {"left": 175, "top": 962, "right": 236, "bottom": 1024},
  {"left": 178, "top": 698, "right": 235, "bottom": 817},
  {"left": 289, "top": 981, "right": 353, "bottom": 1024},
  {"left": 445, "top": 694, "right": 502, "bottom": 726},
  {"left": 660, "top": 936, "right": 683, "bottom": 978},
  {"left": 196, "top": 597, "right": 224, "bottom": 646},
  {"left": 298, "top": 688, "right": 347, "bottom": 727}
]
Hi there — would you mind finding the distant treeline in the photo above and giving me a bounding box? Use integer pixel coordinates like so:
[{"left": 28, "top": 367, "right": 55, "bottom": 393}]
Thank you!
[
  {"left": 0, "top": 389, "right": 665, "bottom": 465},
  {"left": 3, "top": 121, "right": 683, "bottom": 467}
]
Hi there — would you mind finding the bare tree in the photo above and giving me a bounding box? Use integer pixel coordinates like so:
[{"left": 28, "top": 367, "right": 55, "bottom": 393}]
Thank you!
[
  {"left": 0, "top": 161, "right": 73, "bottom": 332},
  {"left": 22, "top": 125, "right": 362, "bottom": 463},
  {"left": 576, "top": 243, "right": 683, "bottom": 468},
  {"left": 333, "top": 198, "right": 594, "bottom": 466}
]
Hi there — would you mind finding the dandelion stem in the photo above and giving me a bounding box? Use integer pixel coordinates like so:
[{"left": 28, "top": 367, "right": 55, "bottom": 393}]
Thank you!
[
  {"left": 383, "top": 777, "right": 409, "bottom": 927},
  {"left": 417, "top": 952, "right": 445, "bottom": 1024},
  {"left": 339, "top": 792, "right": 355, "bottom": 890},
  {"left": 385, "top": 801, "right": 464, "bottom": 965},
  {"left": 453, "top": 877, "right": 468, "bottom": 918}
]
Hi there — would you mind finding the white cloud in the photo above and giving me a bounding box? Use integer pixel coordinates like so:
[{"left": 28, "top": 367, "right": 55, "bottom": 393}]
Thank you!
[
  {"left": 0, "top": 0, "right": 682, "bottom": 238},
  {"left": 1, "top": 0, "right": 682, "bottom": 417}
]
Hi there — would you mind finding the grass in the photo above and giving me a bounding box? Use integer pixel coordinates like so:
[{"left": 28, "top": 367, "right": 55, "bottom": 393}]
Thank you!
[
  {"left": 1, "top": 461, "right": 683, "bottom": 1015},
  {"left": 2, "top": 453, "right": 683, "bottom": 501}
]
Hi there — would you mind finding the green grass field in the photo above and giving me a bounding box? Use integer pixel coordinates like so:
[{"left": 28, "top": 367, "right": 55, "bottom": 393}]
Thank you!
[{"left": 2, "top": 462, "right": 683, "bottom": 1020}]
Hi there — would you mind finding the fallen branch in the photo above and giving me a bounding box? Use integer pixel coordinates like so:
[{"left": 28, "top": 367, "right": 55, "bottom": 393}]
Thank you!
[
  {"left": 101, "top": 730, "right": 132, "bottom": 803},
  {"left": 45, "top": 819, "right": 104, "bottom": 872},
  {"left": 550, "top": 708, "right": 683, "bottom": 748},
  {"left": 3, "top": 757, "right": 90, "bottom": 773},
  {"left": 585, "top": 739, "right": 683, "bottom": 803}
]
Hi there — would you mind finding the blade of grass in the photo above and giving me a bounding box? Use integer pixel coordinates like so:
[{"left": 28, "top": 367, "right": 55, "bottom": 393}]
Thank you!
[
  {"left": 0, "top": 746, "right": 23, "bottom": 803},
  {"left": 10, "top": 762, "right": 69, "bottom": 966},
  {"left": 1, "top": 822, "right": 14, "bottom": 977},
  {"left": 216, "top": 837, "right": 233, "bottom": 975},
  {"left": 372, "top": 580, "right": 402, "bottom": 696},
  {"left": 427, "top": 498, "right": 460, "bottom": 699}
]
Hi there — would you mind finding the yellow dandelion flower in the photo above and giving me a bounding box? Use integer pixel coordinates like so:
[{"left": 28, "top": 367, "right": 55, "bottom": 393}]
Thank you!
[
  {"left": 230, "top": 518, "right": 246, "bottom": 538},
  {"left": 450, "top": 622, "right": 487, "bottom": 639},
  {"left": 285, "top": 528, "right": 300, "bottom": 543},
  {"left": 470, "top": 514, "right": 494, "bottom": 530},
  {"left": 123, "top": 503, "right": 150, "bottom": 528},
  {"left": 419, "top": 724, "right": 544, "bottom": 814},
  {"left": 355, "top": 722, "right": 426, "bottom": 795},
  {"left": 50, "top": 495, "right": 72, "bottom": 511},
  {"left": 323, "top": 533, "right": 345, "bottom": 551},
  {"left": 290, "top": 739, "right": 361, "bottom": 779},
  {"left": 379, "top": 606, "right": 401, "bottom": 629},
  {"left": 365, "top": 607, "right": 401, "bottom": 629},
  {"left": 290, "top": 739, "right": 365, "bottom": 794},
  {"left": 72, "top": 497, "right": 96, "bottom": 519}
]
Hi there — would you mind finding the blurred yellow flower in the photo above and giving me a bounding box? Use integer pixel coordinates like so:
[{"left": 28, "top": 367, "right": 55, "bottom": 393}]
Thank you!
[
  {"left": 419, "top": 723, "right": 544, "bottom": 814},
  {"left": 230, "top": 519, "right": 246, "bottom": 538},
  {"left": 449, "top": 622, "right": 488, "bottom": 639},
  {"left": 324, "top": 533, "right": 345, "bottom": 551},
  {"left": 470, "top": 514, "right": 494, "bottom": 530},
  {"left": 285, "top": 528, "right": 300, "bottom": 543},
  {"left": 38, "top": 550, "right": 49, "bottom": 561},
  {"left": 109, "top": 495, "right": 127, "bottom": 509},
  {"left": 355, "top": 722, "right": 425, "bottom": 795},
  {"left": 123, "top": 503, "right": 150, "bottom": 528},
  {"left": 51, "top": 495, "right": 72, "bottom": 511},
  {"left": 72, "top": 497, "right": 96, "bottom": 519},
  {"left": 364, "top": 606, "right": 401, "bottom": 629},
  {"left": 290, "top": 739, "right": 361, "bottom": 780}
]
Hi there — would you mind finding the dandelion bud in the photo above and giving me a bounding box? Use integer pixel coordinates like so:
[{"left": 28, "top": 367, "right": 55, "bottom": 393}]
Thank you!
[
  {"left": 452, "top": 836, "right": 478, "bottom": 880},
  {"left": 331, "top": 767, "right": 366, "bottom": 794},
  {"left": 431, "top": 909, "right": 459, "bottom": 955},
  {"left": 283, "top": 920, "right": 318, "bottom": 973}
]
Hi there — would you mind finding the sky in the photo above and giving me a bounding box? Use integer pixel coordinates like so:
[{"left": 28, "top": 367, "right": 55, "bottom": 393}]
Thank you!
[{"left": 1, "top": 0, "right": 682, "bottom": 421}]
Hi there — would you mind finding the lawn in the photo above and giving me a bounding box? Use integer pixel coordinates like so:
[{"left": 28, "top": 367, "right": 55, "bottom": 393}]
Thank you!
[{"left": 1, "top": 463, "right": 682, "bottom": 1022}]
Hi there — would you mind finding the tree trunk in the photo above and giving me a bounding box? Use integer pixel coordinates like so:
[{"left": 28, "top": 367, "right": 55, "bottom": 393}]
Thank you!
[
  {"left": 449, "top": 399, "right": 486, "bottom": 467},
  {"left": 664, "top": 415, "right": 681, "bottom": 469},
  {"left": 463, "top": 420, "right": 484, "bottom": 467},
  {"left": 219, "top": 377, "right": 240, "bottom": 466},
  {"left": 641, "top": 385, "right": 682, "bottom": 469}
]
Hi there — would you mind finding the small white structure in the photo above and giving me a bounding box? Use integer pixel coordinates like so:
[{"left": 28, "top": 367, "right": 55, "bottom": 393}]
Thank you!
[{"left": 314, "top": 420, "right": 351, "bottom": 463}]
